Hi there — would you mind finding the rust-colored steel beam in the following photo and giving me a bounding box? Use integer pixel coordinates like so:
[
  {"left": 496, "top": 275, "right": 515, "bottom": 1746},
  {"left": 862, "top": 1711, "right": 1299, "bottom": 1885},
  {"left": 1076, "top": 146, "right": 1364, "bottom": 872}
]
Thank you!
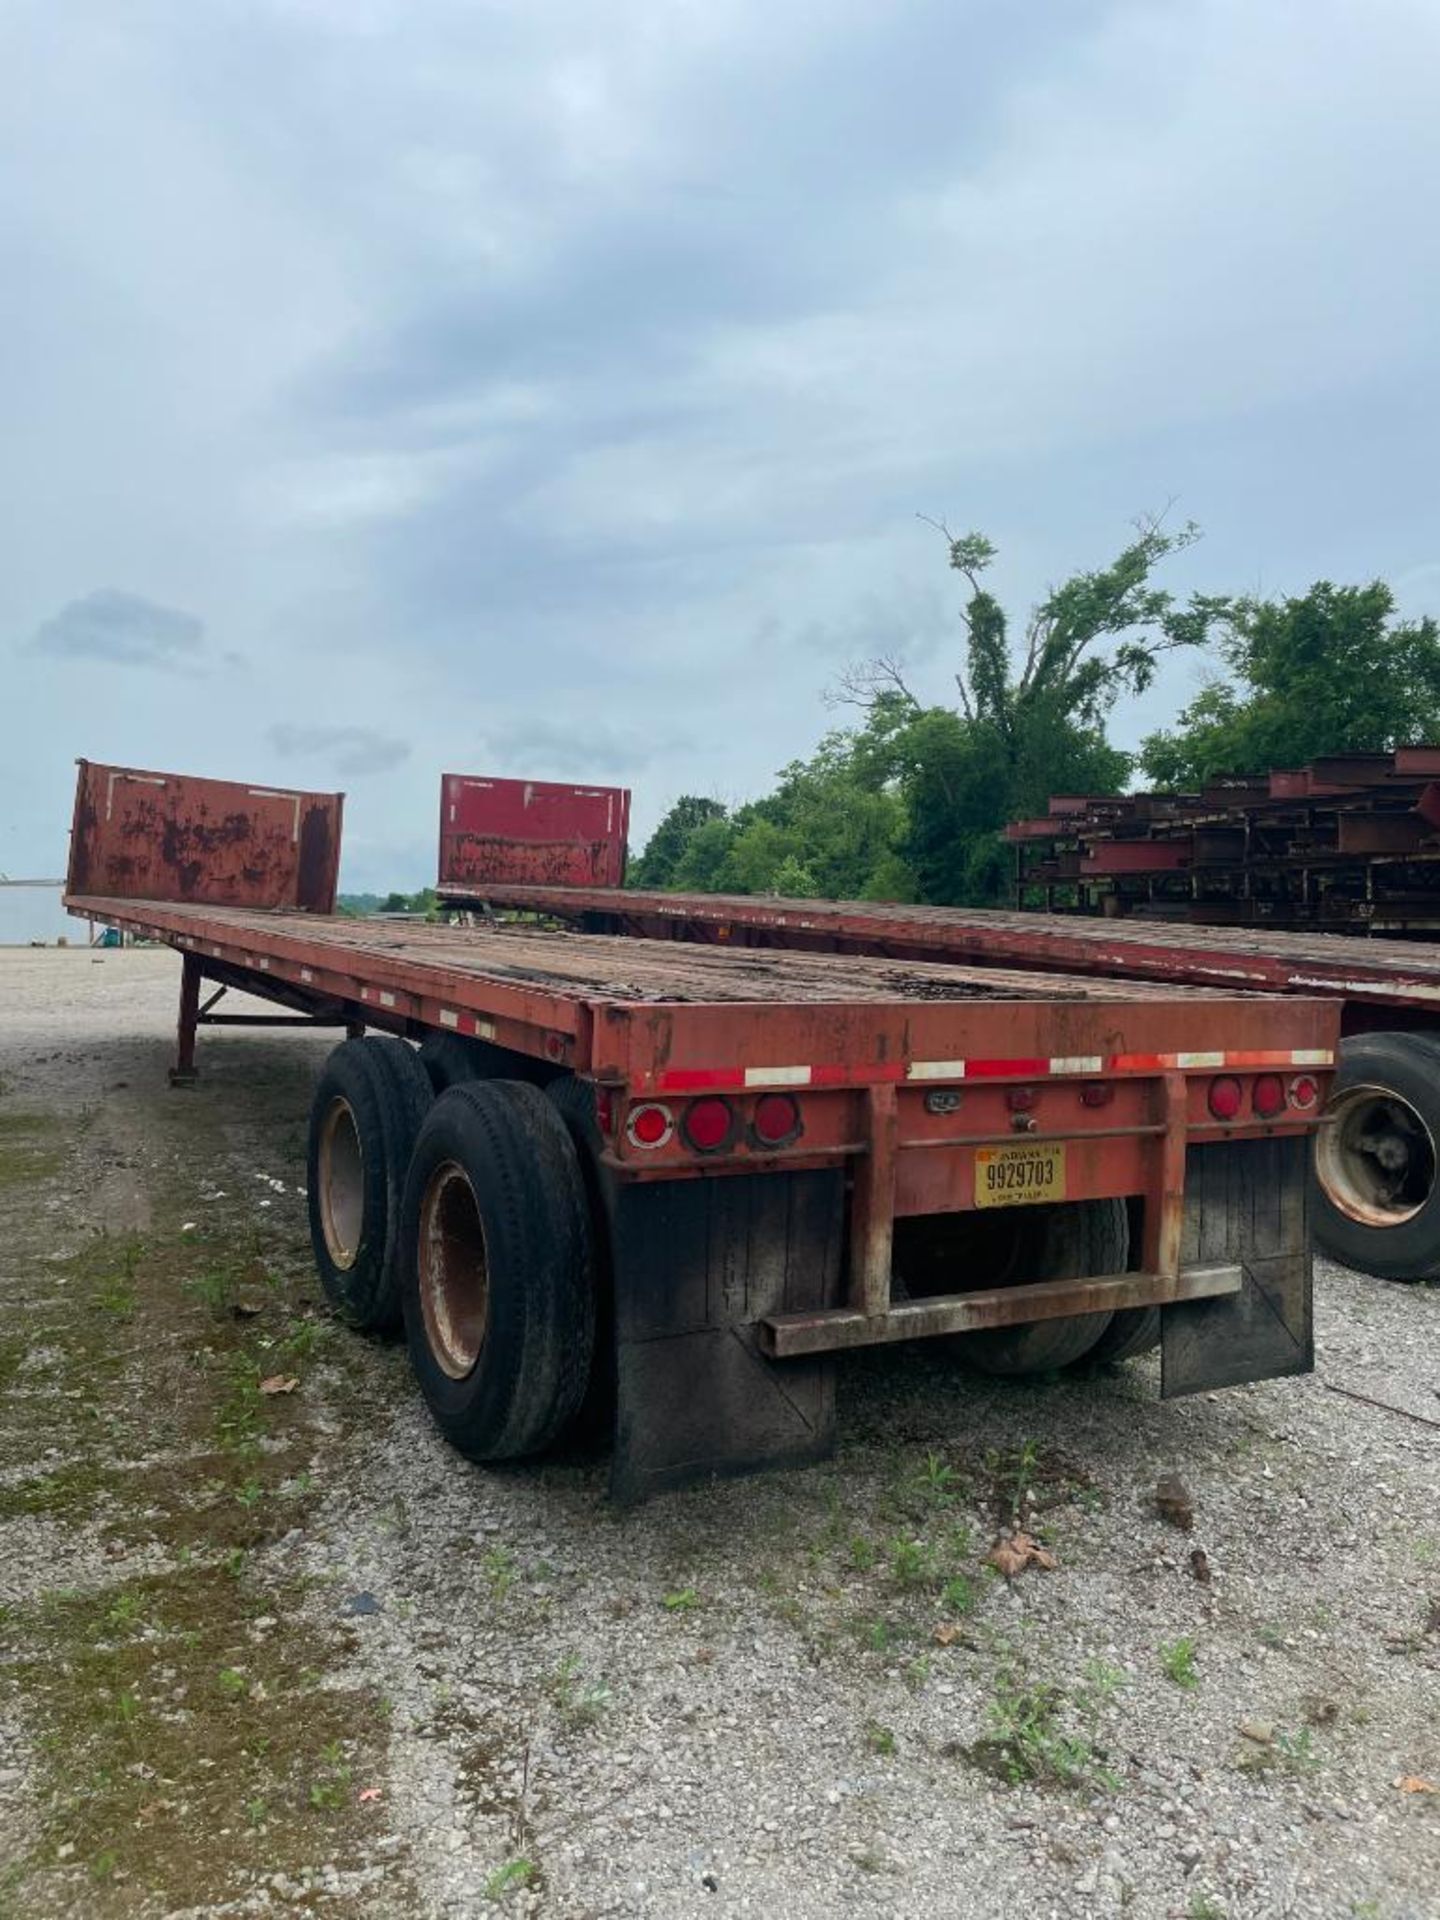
[
  {"left": 849, "top": 1083, "right": 898, "bottom": 1317},
  {"left": 760, "top": 1262, "right": 1242, "bottom": 1357}
]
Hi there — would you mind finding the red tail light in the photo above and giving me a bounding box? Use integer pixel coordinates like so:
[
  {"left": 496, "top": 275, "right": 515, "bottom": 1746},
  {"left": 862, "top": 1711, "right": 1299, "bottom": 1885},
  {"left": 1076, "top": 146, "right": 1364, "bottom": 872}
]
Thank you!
[
  {"left": 1289, "top": 1073, "right": 1320, "bottom": 1111},
  {"left": 683, "top": 1096, "right": 734, "bottom": 1152},
  {"left": 1252, "top": 1073, "right": 1286, "bottom": 1118},
  {"left": 626, "top": 1102, "right": 674, "bottom": 1149},
  {"left": 752, "top": 1092, "right": 802, "bottom": 1146},
  {"left": 1080, "top": 1081, "right": 1114, "bottom": 1108},
  {"left": 1208, "top": 1076, "right": 1243, "bottom": 1121}
]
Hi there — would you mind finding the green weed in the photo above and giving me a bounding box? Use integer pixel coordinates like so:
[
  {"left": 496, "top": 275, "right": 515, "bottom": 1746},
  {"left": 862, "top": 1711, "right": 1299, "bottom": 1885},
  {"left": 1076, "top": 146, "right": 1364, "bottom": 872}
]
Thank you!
[{"left": 1160, "top": 1637, "right": 1199, "bottom": 1690}]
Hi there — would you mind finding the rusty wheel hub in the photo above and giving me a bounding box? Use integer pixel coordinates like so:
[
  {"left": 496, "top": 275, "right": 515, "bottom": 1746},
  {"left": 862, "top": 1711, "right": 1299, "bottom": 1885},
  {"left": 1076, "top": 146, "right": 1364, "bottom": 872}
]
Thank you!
[
  {"left": 1315, "top": 1082, "right": 1436, "bottom": 1228},
  {"left": 418, "top": 1162, "right": 490, "bottom": 1378},
  {"left": 318, "top": 1095, "right": 364, "bottom": 1269}
]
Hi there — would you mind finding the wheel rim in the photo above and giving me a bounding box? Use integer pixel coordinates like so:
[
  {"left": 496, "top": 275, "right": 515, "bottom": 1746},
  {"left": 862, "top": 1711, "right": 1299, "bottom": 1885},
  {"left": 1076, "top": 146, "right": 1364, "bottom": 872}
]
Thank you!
[
  {"left": 1315, "top": 1082, "right": 1436, "bottom": 1228},
  {"left": 418, "top": 1161, "right": 490, "bottom": 1379},
  {"left": 318, "top": 1096, "right": 364, "bottom": 1270}
]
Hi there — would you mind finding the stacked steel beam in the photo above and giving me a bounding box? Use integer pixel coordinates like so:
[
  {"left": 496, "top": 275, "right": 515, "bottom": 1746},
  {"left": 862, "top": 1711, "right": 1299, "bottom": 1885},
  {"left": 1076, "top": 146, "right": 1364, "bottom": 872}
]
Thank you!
[{"left": 1005, "top": 748, "right": 1440, "bottom": 934}]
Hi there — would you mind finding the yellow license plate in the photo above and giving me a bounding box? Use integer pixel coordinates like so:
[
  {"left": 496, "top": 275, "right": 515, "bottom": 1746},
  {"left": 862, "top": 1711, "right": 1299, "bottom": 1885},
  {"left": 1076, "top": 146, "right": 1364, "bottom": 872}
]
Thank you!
[{"left": 974, "top": 1142, "right": 1067, "bottom": 1208}]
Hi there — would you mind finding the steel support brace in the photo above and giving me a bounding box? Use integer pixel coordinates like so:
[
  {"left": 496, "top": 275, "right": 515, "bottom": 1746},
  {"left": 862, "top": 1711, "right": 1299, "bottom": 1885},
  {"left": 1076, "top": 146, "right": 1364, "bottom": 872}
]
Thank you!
[
  {"left": 849, "top": 1083, "right": 898, "bottom": 1317},
  {"left": 1143, "top": 1070, "right": 1189, "bottom": 1279},
  {"left": 762, "top": 1262, "right": 1242, "bottom": 1358},
  {"left": 169, "top": 952, "right": 203, "bottom": 1086}
]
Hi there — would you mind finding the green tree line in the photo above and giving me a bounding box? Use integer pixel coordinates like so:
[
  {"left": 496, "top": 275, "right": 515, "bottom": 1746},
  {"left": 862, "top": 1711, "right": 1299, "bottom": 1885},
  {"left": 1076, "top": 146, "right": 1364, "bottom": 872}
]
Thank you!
[{"left": 631, "top": 521, "right": 1440, "bottom": 906}]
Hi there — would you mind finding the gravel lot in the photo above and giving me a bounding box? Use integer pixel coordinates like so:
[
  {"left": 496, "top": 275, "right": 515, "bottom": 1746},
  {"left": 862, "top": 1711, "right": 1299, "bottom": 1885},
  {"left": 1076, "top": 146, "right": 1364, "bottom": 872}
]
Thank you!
[{"left": 1, "top": 946, "right": 1438, "bottom": 1920}]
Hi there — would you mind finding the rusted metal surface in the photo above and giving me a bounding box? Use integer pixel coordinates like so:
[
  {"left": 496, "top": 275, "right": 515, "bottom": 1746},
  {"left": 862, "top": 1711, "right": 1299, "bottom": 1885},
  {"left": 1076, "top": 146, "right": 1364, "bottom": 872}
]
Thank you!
[
  {"left": 850, "top": 1083, "right": 898, "bottom": 1317},
  {"left": 760, "top": 1262, "right": 1243, "bottom": 1356},
  {"left": 1143, "top": 1072, "right": 1189, "bottom": 1279},
  {"left": 438, "top": 773, "right": 629, "bottom": 891},
  {"left": 466, "top": 879, "right": 1440, "bottom": 1014},
  {"left": 1005, "top": 748, "right": 1440, "bottom": 932},
  {"left": 68, "top": 761, "right": 342, "bottom": 913}
]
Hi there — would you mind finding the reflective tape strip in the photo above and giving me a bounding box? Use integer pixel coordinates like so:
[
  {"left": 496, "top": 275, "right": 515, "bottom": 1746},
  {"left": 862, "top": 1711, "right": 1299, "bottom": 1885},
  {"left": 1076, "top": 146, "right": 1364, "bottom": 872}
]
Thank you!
[
  {"left": 962, "top": 1057, "right": 1048, "bottom": 1079},
  {"left": 743, "top": 1065, "right": 812, "bottom": 1088},
  {"left": 1176, "top": 1051, "right": 1226, "bottom": 1069},
  {"left": 1290, "top": 1048, "right": 1334, "bottom": 1066},
  {"left": 1049, "top": 1055, "right": 1104, "bottom": 1075},
  {"left": 907, "top": 1060, "right": 968, "bottom": 1081},
  {"left": 439, "top": 1009, "right": 460, "bottom": 1029}
]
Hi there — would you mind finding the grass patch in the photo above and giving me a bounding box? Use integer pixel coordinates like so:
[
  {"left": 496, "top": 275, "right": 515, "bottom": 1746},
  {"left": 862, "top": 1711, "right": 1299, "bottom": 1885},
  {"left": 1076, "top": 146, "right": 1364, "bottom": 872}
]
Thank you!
[
  {"left": 9, "top": 1568, "right": 383, "bottom": 1902},
  {"left": 1160, "top": 1636, "right": 1199, "bottom": 1690},
  {"left": 966, "top": 1664, "right": 1122, "bottom": 1793}
]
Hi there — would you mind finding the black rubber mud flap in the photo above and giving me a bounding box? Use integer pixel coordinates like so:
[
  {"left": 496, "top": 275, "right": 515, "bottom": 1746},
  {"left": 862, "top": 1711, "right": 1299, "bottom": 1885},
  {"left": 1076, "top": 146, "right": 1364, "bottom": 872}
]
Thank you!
[
  {"left": 609, "top": 1169, "right": 844, "bottom": 1503},
  {"left": 1162, "top": 1136, "right": 1314, "bottom": 1397}
]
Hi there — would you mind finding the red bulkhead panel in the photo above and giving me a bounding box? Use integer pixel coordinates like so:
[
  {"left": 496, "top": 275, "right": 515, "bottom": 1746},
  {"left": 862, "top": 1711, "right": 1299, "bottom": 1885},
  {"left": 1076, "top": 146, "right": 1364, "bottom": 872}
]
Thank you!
[
  {"left": 438, "top": 774, "right": 630, "bottom": 890},
  {"left": 67, "top": 761, "right": 343, "bottom": 913}
]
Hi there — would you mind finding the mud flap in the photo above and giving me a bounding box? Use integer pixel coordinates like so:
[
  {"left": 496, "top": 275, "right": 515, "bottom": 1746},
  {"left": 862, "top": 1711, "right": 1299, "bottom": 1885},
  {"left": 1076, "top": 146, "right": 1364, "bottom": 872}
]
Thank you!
[
  {"left": 1162, "top": 1136, "right": 1314, "bottom": 1396},
  {"left": 608, "top": 1169, "right": 844, "bottom": 1502}
]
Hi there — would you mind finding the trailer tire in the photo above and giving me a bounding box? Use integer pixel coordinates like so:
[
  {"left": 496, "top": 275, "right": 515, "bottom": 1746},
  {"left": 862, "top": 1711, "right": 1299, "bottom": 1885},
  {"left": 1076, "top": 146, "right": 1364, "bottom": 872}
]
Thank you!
[
  {"left": 955, "top": 1199, "right": 1127, "bottom": 1376},
  {"left": 307, "top": 1037, "right": 434, "bottom": 1332},
  {"left": 417, "top": 1032, "right": 555, "bottom": 1093},
  {"left": 1313, "top": 1031, "right": 1440, "bottom": 1281},
  {"left": 544, "top": 1075, "right": 617, "bottom": 1445},
  {"left": 1085, "top": 1305, "right": 1161, "bottom": 1365},
  {"left": 400, "top": 1080, "right": 595, "bottom": 1460}
]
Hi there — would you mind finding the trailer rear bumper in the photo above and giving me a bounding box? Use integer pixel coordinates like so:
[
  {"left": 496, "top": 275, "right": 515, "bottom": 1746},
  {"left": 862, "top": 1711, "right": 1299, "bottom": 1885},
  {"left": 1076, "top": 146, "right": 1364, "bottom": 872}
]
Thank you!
[{"left": 759, "top": 1261, "right": 1242, "bottom": 1356}]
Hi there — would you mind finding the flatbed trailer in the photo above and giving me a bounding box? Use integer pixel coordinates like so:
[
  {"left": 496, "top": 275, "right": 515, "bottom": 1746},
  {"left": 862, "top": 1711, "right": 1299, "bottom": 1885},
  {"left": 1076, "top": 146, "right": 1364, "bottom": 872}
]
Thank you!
[
  {"left": 65, "top": 762, "right": 1337, "bottom": 1499},
  {"left": 455, "top": 876, "right": 1440, "bottom": 1285}
]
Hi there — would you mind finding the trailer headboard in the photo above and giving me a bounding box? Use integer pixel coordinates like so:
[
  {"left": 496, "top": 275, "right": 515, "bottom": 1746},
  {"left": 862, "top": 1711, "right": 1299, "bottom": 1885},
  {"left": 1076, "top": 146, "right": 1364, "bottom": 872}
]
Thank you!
[
  {"left": 437, "top": 774, "right": 630, "bottom": 893},
  {"left": 66, "top": 760, "right": 344, "bottom": 914}
]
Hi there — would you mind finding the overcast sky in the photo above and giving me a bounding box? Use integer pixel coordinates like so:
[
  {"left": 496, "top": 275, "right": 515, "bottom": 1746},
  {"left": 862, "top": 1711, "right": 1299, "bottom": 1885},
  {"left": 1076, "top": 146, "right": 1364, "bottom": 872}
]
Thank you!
[{"left": 5, "top": 0, "right": 1440, "bottom": 918}]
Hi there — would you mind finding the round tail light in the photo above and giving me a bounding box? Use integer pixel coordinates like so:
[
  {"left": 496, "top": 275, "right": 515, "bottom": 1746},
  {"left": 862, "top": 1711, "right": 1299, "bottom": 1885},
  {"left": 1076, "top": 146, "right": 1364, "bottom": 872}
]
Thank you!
[
  {"left": 1252, "top": 1073, "right": 1286, "bottom": 1118},
  {"left": 626, "top": 1102, "right": 674, "bottom": 1149},
  {"left": 752, "top": 1092, "right": 802, "bottom": 1146},
  {"left": 683, "top": 1096, "right": 734, "bottom": 1153},
  {"left": 1288, "top": 1073, "right": 1320, "bottom": 1111},
  {"left": 1208, "top": 1076, "right": 1243, "bottom": 1121},
  {"left": 1080, "top": 1081, "right": 1114, "bottom": 1108}
]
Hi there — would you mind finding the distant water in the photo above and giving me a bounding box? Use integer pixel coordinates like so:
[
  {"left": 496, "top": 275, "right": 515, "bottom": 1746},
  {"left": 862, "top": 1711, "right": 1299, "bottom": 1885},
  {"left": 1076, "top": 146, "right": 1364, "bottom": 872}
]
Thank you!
[{"left": 0, "top": 889, "right": 80, "bottom": 946}]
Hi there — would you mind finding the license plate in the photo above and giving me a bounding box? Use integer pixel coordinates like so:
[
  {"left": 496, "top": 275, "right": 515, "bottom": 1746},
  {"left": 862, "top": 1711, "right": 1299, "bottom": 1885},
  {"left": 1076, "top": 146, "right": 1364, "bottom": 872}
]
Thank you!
[{"left": 974, "top": 1142, "right": 1067, "bottom": 1208}]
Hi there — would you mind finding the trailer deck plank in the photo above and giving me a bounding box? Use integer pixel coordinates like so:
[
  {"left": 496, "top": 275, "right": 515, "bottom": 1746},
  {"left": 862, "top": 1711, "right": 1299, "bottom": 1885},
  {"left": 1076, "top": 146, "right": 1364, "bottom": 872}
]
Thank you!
[
  {"left": 456, "top": 884, "right": 1440, "bottom": 1008},
  {"left": 67, "top": 896, "right": 1235, "bottom": 1007}
]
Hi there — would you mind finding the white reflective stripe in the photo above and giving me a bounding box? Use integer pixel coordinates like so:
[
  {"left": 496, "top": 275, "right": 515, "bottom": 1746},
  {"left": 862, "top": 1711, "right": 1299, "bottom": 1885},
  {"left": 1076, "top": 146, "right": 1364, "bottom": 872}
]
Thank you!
[
  {"left": 1290, "top": 1049, "right": 1334, "bottom": 1066},
  {"left": 475, "top": 1018, "right": 497, "bottom": 1041},
  {"left": 743, "top": 1065, "right": 812, "bottom": 1087},
  {"left": 1177, "top": 1051, "right": 1225, "bottom": 1069},
  {"left": 378, "top": 991, "right": 397, "bottom": 1008},
  {"left": 300, "top": 967, "right": 313, "bottom": 983},
  {"left": 907, "top": 1060, "right": 968, "bottom": 1081},
  {"left": 1049, "top": 1056, "right": 1104, "bottom": 1075},
  {"left": 439, "top": 1009, "right": 460, "bottom": 1029}
]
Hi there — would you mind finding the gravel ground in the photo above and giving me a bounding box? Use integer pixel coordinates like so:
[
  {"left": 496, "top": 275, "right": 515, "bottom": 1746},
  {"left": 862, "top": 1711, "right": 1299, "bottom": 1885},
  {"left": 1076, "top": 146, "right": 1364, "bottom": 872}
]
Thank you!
[{"left": 1, "top": 946, "right": 1438, "bottom": 1920}]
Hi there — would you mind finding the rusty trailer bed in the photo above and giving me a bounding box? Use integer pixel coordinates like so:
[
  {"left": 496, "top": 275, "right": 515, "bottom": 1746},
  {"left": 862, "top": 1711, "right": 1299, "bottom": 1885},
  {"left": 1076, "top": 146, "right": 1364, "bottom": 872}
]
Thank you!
[
  {"left": 62, "top": 759, "right": 1340, "bottom": 1499},
  {"left": 456, "top": 881, "right": 1440, "bottom": 1015}
]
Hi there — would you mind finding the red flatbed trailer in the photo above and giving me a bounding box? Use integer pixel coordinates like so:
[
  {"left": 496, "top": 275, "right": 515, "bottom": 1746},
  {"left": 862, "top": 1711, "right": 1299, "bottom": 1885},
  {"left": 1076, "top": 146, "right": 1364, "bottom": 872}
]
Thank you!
[
  {"left": 454, "top": 880, "right": 1440, "bottom": 1284},
  {"left": 66, "top": 762, "right": 1337, "bottom": 1499}
]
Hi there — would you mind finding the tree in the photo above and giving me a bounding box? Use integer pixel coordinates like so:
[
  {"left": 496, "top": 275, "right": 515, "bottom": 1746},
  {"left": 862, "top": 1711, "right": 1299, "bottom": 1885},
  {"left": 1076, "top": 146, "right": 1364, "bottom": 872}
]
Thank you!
[
  {"left": 833, "top": 516, "right": 1227, "bottom": 902},
  {"left": 628, "top": 795, "right": 729, "bottom": 887},
  {"left": 1140, "top": 582, "right": 1440, "bottom": 787},
  {"left": 629, "top": 516, "right": 1229, "bottom": 906}
]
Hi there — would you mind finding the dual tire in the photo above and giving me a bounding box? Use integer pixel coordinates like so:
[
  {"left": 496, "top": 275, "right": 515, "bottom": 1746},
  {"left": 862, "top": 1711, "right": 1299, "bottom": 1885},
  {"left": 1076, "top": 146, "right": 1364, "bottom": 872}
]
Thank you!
[{"left": 307, "top": 1038, "right": 595, "bottom": 1457}]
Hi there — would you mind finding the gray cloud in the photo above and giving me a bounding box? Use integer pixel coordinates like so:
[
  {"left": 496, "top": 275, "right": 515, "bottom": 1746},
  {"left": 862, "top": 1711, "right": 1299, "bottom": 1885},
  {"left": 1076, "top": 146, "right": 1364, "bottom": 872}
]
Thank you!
[
  {"left": 463, "top": 717, "right": 674, "bottom": 780},
  {"left": 29, "top": 589, "right": 204, "bottom": 668},
  {"left": 268, "top": 724, "right": 410, "bottom": 777},
  {"left": 4, "top": 1, "right": 1440, "bottom": 892}
]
